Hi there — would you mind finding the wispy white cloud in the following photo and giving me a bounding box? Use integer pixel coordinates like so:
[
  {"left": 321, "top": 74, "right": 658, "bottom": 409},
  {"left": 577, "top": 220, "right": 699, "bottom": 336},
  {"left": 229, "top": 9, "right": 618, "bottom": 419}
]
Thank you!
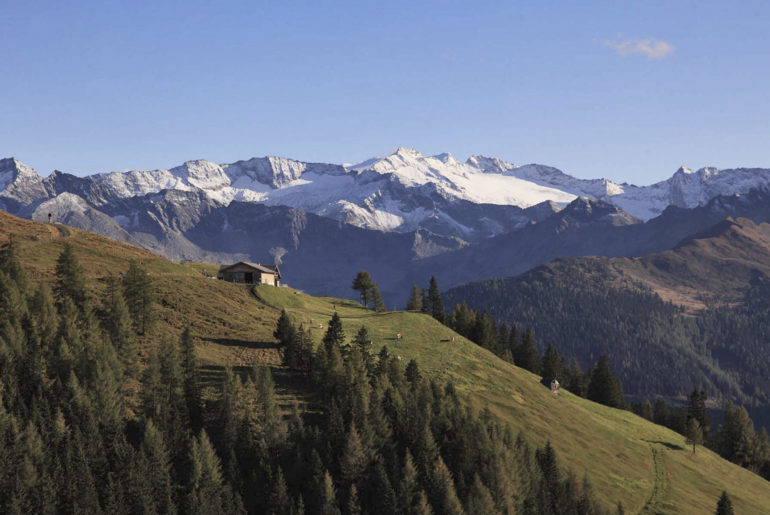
[{"left": 601, "top": 35, "right": 675, "bottom": 59}]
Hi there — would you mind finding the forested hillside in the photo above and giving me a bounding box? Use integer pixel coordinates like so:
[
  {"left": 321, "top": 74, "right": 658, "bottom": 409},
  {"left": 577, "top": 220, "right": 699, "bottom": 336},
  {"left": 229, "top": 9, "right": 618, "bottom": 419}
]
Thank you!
[
  {"left": 443, "top": 218, "right": 770, "bottom": 407},
  {"left": 2, "top": 211, "right": 770, "bottom": 513}
]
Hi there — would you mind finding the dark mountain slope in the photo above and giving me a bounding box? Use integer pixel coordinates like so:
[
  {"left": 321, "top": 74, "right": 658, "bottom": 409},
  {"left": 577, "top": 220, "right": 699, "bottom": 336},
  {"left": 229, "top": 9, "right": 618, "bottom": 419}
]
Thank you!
[{"left": 444, "top": 217, "right": 770, "bottom": 406}]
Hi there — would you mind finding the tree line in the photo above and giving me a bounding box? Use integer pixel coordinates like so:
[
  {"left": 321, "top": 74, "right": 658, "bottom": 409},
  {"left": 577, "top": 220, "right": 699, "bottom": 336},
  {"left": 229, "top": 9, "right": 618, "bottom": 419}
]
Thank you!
[
  {"left": 275, "top": 308, "right": 616, "bottom": 514},
  {"left": 405, "top": 274, "right": 770, "bottom": 482},
  {"left": 0, "top": 241, "right": 618, "bottom": 513}
]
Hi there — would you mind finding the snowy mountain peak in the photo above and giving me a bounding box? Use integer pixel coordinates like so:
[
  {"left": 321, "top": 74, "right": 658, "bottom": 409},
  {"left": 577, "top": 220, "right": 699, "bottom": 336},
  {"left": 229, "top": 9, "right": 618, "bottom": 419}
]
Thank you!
[
  {"left": 169, "top": 159, "right": 229, "bottom": 190},
  {"left": 466, "top": 155, "right": 517, "bottom": 174},
  {"left": 433, "top": 152, "right": 458, "bottom": 166},
  {"left": 0, "top": 157, "right": 38, "bottom": 184},
  {"left": 394, "top": 146, "right": 423, "bottom": 158}
]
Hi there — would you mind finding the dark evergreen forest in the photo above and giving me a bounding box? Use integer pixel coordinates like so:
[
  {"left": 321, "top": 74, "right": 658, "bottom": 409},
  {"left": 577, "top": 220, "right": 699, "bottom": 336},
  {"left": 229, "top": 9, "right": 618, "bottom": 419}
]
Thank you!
[
  {"left": 0, "top": 241, "right": 614, "bottom": 514},
  {"left": 443, "top": 260, "right": 770, "bottom": 407}
]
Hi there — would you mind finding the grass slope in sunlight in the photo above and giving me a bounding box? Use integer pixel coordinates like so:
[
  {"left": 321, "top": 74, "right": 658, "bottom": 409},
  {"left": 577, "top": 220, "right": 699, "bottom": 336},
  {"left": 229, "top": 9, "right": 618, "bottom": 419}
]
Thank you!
[{"left": 255, "top": 284, "right": 770, "bottom": 514}]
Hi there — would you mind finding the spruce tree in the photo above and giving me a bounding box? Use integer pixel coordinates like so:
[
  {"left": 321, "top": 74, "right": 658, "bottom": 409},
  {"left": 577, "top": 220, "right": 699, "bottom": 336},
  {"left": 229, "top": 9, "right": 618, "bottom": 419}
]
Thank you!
[
  {"left": 274, "top": 309, "right": 295, "bottom": 346},
  {"left": 540, "top": 344, "right": 563, "bottom": 382},
  {"left": 716, "top": 403, "right": 755, "bottom": 467},
  {"left": 715, "top": 491, "right": 734, "bottom": 515},
  {"left": 352, "top": 326, "right": 371, "bottom": 355},
  {"left": 515, "top": 329, "right": 541, "bottom": 374},
  {"left": 420, "top": 289, "right": 430, "bottom": 314},
  {"left": 428, "top": 277, "right": 444, "bottom": 323},
  {"left": 406, "top": 285, "right": 422, "bottom": 311},
  {"left": 322, "top": 313, "right": 345, "bottom": 355},
  {"left": 587, "top": 355, "right": 624, "bottom": 409}
]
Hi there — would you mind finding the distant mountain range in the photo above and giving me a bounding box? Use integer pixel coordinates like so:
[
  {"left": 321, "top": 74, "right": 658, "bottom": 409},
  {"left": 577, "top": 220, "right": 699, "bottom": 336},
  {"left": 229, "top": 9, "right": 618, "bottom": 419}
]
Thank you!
[{"left": 3, "top": 150, "right": 770, "bottom": 302}]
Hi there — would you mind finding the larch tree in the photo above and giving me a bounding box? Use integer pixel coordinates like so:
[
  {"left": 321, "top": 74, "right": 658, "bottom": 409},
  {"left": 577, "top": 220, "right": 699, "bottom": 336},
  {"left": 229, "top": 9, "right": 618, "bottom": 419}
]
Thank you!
[
  {"left": 123, "top": 260, "right": 156, "bottom": 336},
  {"left": 685, "top": 418, "right": 703, "bottom": 454},
  {"left": 406, "top": 285, "right": 422, "bottom": 311}
]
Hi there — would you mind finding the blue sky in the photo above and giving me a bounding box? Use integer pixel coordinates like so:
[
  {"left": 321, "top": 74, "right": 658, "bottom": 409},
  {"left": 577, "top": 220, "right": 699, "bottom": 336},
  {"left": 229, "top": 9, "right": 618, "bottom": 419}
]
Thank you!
[{"left": 1, "top": 0, "right": 769, "bottom": 184}]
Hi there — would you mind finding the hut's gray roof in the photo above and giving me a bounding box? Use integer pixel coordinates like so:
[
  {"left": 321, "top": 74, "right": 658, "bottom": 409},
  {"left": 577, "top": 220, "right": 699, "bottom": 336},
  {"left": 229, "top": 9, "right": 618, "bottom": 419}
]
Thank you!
[{"left": 219, "top": 261, "right": 281, "bottom": 278}]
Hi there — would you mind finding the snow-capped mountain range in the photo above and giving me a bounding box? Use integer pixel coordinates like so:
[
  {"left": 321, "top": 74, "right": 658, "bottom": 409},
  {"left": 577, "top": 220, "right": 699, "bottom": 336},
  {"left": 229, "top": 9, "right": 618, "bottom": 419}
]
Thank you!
[
  {"left": 3, "top": 148, "right": 770, "bottom": 240},
  {"left": 4, "top": 148, "right": 770, "bottom": 302}
]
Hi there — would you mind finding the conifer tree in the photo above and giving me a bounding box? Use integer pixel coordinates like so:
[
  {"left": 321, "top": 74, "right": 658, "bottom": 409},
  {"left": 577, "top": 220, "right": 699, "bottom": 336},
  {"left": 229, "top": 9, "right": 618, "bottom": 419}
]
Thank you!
[
  {"left": 405, "top": 360, "right": 421, "bottom": 385},
  {"left": 397, "top": 450, "right": 420, "bottom": 514},
  {"left": 293, "top": 324, "right": 314, "bottom": 374},
  {"left": 181, "top": 327, "right": 202, "bottom": 430},
  {"left": 123, "top": 260, "right": 155, "bottom": 336},
  {"left": 105, "top": 276, "right": 137, "bottom": 378},
  {"left": 318, "top": 470, "right": 341, "bottom": 515},
  {"left": 270, "top": 467, "right": 290, "bottom": 515},
  {"left": 541, "top": 344, "right": 563, "bottom": 382},
  {"left": 685, "top": 418, "right": 703, "bottom": 454},
  {"left": 352, "top": 325, "right": 371, "bottom": 355},
  {"left": 274, "top": 309, "right": 295, "bottom": 346},
  {"left": 428, "top": 456, "right": 464, "bottom": 515},
  {"left": 515, "top": 328, "right": 541, "bottom": 374},
  {"left": 449, "top": 302, "right": 473, "bottom": 338},
  {"left": 566, "top": 359, "right": 586, "bottom": 396},
  {"left": 428, "top": 277, "right": 444, "bottom": 323},
  {"left": 420, "top": 289, "right": 430, "bottom": 314},
  {"left": 340, "top": 423, "right": 368, "bottom": 486},
  {"left": 323, "top": 313, "right": 345, "bottom": 355},
  {"left": 347, "top": 484, "right": 361, "bottom": 515},
  {"left": 367, "top": 461, "right": 396, "bottom": 515},
  {"left": 406, "top": 285, "right": 422, "bottom": 311},
  {"left": 587, "top": 355, "right": 624, "bottom": 409},
  {"left": 687, "top": 389, "right": 711, "bottom": 443},
  {"left": 715, "top": 491, "right": 734, "bottom": 515},
  {"left": 141, "top": 419, "right": 175, "bottom": 514},
  {"left": 54, "top": 243, "right": 88, "bottom": 312},
  {"left": 188, "top": 430, "right": 232, "bottom": 514},
  {"left": 352, "top": 271, "right": 374, "bottom": 307},
  {"left": 470, "top": 311, "right": 498, "bottom": 352},
  {"left": 465, "top": 474, "right": 497, "bottom": 515},
  {"left": 372, "top": 284, "right": 386, "bottom": 313},
  {"left": 716, "top": 403, "right": 755, "bottom": 467}
]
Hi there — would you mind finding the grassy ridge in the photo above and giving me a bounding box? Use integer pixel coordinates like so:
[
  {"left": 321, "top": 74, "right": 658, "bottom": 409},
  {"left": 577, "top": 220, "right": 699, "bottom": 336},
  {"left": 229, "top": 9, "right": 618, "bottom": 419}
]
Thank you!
[
  {"left": 255, "top": 285, "right": 770, "bottom": 514},
  {"left": 3, "top": 211, "right": 770, "bottom": 513},
  {"left": 1, "top": 212, "right": 281, "bottom": 367}
]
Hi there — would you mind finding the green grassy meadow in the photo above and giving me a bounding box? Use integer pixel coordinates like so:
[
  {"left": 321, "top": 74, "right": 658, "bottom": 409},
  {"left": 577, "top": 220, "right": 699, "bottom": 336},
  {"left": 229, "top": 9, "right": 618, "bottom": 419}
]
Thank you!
[
  {"left": 3, "top": 210, "right": 769, "bottom": 513},
  {"left": 255, "top": 285, "right": 770, "bottom": 514}
]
